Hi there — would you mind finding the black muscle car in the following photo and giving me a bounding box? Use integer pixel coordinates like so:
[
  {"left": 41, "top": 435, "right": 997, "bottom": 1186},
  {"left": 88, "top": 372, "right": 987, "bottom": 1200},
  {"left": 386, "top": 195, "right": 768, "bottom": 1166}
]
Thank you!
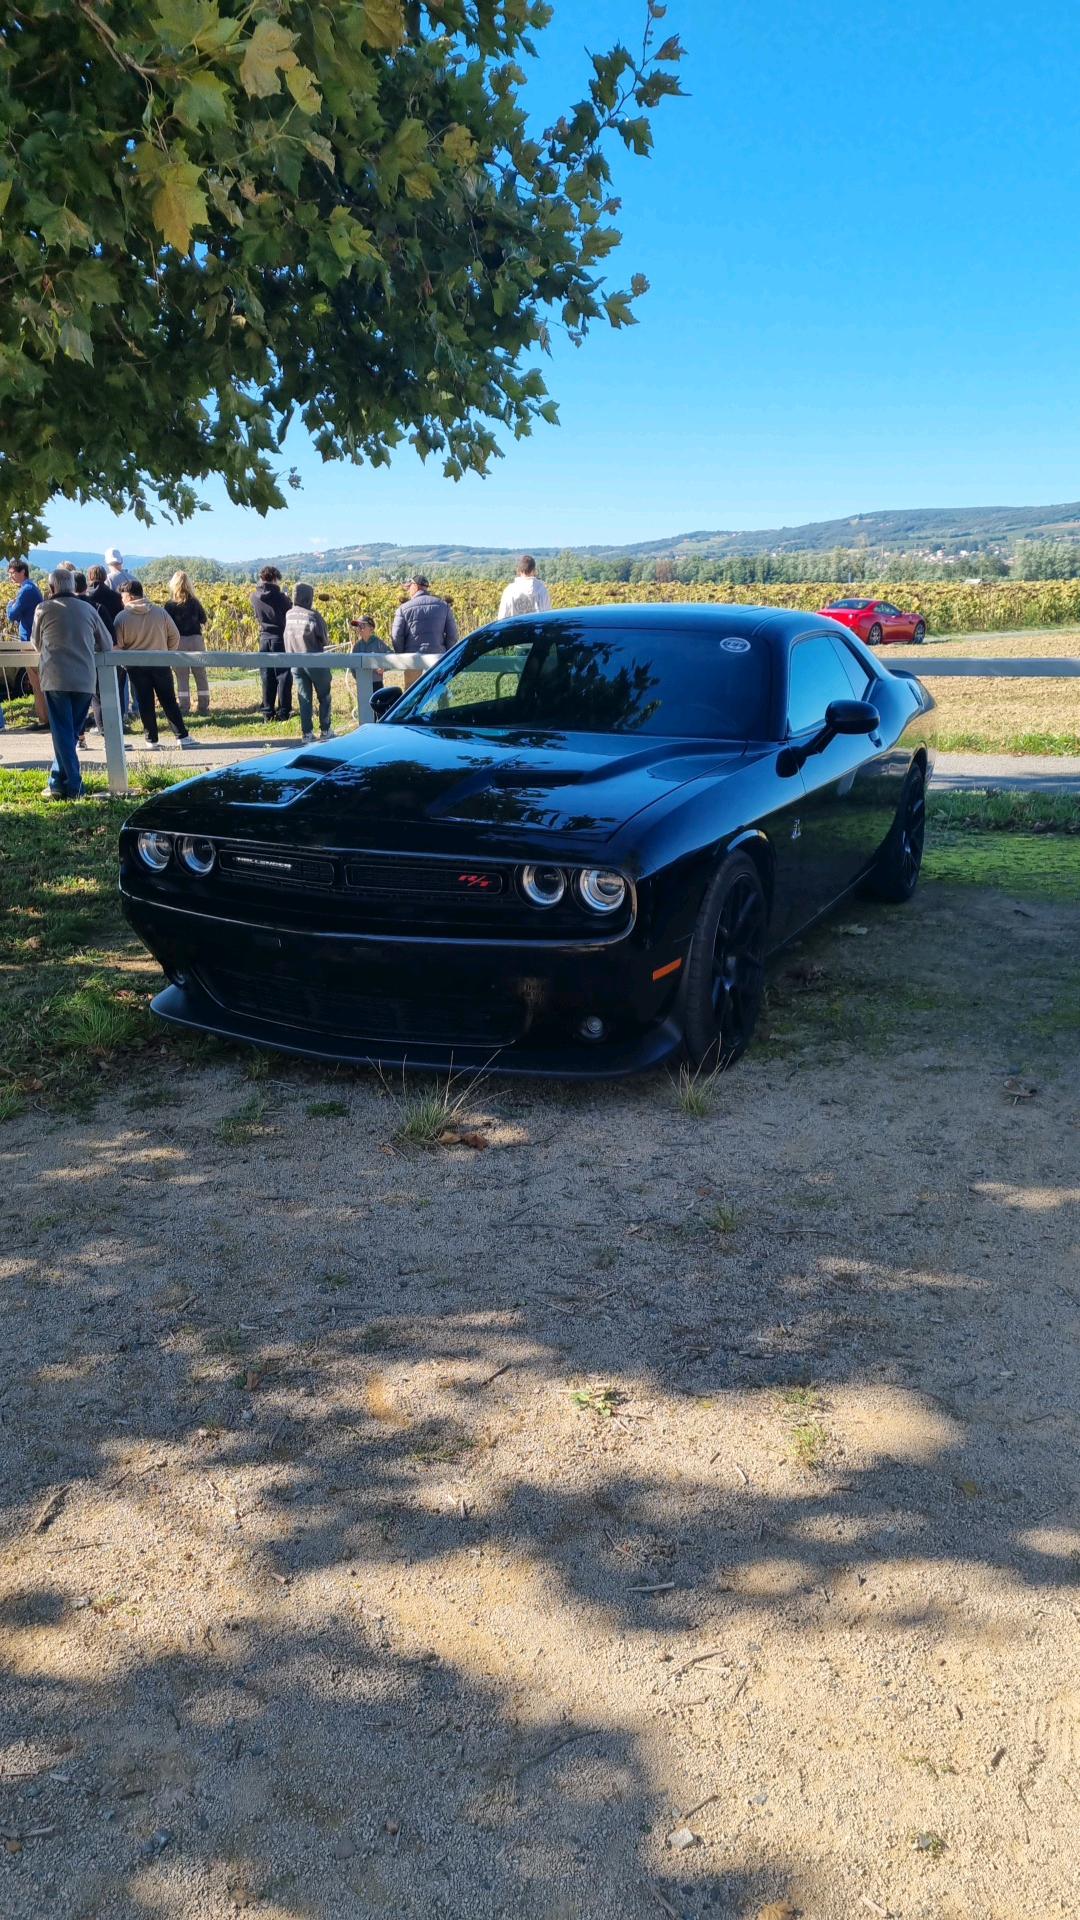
[{"left": 119, "top": 606, "right": 934, "bottom": 1077}]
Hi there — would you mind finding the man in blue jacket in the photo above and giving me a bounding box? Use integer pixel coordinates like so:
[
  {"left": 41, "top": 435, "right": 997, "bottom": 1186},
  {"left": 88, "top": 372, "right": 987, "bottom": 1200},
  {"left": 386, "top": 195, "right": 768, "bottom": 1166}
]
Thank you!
[{"left": 4, "top": 559, "right": 46, "bottom": 732}]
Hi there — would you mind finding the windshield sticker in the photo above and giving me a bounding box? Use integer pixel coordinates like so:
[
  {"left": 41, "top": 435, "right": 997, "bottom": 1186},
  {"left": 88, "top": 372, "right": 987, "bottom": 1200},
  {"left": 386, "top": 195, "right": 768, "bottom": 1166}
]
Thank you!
[{"left": 720, "top": 637, "right": 751, "bottom": 654}]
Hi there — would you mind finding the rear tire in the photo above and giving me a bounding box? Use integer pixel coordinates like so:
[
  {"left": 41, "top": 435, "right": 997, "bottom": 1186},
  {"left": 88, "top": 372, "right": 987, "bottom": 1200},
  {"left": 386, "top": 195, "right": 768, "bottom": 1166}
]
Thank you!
[
  {"left": 867, "top": 623, "right": 883, "bottom": 646},
  {"left": 866, "top": 763, "right": 926, "bottom": 902},
  {"left": 682, "top": 851, "right": 769, "bottom": 1070}
]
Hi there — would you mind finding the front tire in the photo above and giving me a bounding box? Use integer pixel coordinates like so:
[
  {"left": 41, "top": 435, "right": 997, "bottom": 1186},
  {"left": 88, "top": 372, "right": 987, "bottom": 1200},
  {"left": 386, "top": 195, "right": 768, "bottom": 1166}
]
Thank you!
[
  {"left": 683, "top": 851, "right": 769, "bottom": 1069},
  {"left": 912, "top": 621, "right": 926, "bottom": 644},
  {"left": 866, "top": 763, "right": 926, "bottom": 902},
  {"left": 867, "top": 623, "right": 883, "bottom": 646}
]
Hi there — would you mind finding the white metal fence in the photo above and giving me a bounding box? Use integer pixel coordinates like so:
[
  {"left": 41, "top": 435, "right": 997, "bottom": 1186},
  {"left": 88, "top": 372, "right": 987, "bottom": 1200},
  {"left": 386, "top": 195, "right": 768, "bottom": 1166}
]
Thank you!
[{"left": 0, "top": 648, "right": 438, "bottom": 795}]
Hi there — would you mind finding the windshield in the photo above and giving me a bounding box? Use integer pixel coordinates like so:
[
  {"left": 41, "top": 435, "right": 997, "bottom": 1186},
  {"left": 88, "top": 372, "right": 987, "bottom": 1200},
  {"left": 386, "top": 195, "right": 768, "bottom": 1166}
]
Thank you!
[{"left": 387, "top": 620, "right": 772, "bottom": 738}]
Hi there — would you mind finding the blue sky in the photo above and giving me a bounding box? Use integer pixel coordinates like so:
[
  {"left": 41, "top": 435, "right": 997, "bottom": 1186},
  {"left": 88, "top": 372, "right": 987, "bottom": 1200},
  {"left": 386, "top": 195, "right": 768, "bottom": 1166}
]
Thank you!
[{"left": 47, "top": 0, "right": 1080, "bottom": 560}]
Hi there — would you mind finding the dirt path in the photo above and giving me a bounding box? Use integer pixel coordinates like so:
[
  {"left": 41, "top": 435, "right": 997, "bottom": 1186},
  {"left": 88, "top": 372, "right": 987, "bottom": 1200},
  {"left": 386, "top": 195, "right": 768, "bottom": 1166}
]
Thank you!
[{"left": 1, "top": 882, "right": 1078, "bottom": 1920}]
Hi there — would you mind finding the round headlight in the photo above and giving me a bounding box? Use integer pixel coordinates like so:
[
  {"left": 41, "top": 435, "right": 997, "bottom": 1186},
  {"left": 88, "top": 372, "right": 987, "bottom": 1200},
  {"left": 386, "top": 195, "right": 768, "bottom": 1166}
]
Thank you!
[
  {"left": 178, "top": 835, "right": 216, "bottom": 876},
  {"left": 520, "top": 864, "right": 566, "bottom": 907},
  {"left": 577, "top": 868, "right": 627, "bottom": 913},
  {"left": 136, "top": 830, "right": 172, "bottom": 872}
]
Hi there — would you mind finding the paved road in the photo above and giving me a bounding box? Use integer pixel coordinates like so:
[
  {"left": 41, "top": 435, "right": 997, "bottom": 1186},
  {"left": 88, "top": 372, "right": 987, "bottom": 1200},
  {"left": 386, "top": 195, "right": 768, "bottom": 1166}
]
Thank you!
[
  {"left": 931, "top": 750, "right": 1080, "bottom": 793},
  {"left": 2, "top": 729, "right": 1080, "bottom": 793}
]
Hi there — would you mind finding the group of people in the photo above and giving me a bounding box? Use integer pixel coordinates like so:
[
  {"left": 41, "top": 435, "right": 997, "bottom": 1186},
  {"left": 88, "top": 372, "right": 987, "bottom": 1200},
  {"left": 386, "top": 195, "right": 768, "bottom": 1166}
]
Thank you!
[
  {"left": 2, "top": 557, "right": 211, "bottom": 800},
  {"left": 0, "top": 548, "right": 554, "bottom": 799}
]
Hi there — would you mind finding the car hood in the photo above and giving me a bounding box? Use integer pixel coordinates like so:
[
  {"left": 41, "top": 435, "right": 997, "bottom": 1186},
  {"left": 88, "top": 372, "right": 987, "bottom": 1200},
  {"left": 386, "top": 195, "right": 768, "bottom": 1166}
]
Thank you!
[{"left": 137, "top": 724, "right": 754, "bottom": 850}]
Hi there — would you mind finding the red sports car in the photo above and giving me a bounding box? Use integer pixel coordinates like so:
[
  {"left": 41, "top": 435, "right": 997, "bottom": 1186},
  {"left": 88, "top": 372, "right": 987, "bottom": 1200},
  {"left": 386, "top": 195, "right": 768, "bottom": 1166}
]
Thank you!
[{"left": 820, "top": 598, "right": 926, "bottom": 646}]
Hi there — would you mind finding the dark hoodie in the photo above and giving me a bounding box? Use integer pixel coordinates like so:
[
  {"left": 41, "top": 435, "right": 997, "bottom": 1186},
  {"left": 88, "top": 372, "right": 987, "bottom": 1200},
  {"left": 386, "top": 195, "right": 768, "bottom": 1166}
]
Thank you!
[
  {"left": 250, "top": 580, "right": 292, "bottom": 648},
  {"left": 283, "top": 583, "right": 329, "bottom": 655}
]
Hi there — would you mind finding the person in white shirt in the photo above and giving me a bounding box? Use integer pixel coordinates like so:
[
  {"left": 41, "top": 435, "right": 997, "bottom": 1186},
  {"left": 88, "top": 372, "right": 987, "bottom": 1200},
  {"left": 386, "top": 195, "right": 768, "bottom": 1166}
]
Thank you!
[{"left": 497, "top": 555, "right": 552, "bottom": 621}]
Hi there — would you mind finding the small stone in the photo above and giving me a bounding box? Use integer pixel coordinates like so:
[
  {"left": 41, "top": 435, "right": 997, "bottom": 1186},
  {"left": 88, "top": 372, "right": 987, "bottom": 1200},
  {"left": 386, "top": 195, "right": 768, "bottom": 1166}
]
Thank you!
[
  {"left": 153, "top": 1828, "right": 173, "bottom": 1851},
  {"left": 667, "top": 1826, "right": 698, "bottom": 1851},
  {"left": 333, "top": 1836, "right": 356, "bottom": 1861}
]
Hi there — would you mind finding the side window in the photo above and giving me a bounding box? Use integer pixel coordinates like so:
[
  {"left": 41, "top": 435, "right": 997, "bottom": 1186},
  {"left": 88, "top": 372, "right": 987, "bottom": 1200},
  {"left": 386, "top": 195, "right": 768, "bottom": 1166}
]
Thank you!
[
  {"left": 833, "top": 638, "right": 874, "bottom": 699},
  {"left": 787, "top": 636, "right": 863, "bottom": 734}
]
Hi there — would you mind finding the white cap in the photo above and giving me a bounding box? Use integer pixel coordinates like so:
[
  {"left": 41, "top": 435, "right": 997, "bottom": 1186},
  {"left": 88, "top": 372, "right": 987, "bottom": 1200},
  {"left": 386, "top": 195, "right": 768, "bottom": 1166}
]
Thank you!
[{"left": 105, "top": 547, "right": 122, "bottom": 565}]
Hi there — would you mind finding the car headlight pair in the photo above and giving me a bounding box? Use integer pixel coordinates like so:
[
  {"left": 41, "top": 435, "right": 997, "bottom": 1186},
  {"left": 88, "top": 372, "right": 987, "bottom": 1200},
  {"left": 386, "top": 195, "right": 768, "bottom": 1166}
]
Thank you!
[
  {"left": 136, "top": 831, "right": 216, "bottom": 876},
  {"left": 520, "top": 864, "right": 627, "bottom": 914}
]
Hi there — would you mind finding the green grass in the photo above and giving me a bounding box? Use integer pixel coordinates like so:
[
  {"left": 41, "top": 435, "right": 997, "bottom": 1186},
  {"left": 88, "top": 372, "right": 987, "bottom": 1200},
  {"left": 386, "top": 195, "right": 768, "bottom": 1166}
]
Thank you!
[
  {"left": 0, "top": 766, "right": 189, "bottom": 1113},
  {"left": 213, "top": 1094, "right": 272, "bottom": 1147},
  {"left": 571, "top": 1385, "right": 620, "bottom": 1419},
  {"left": 306, "top": 1097, "right": 348, "bottom": 1118},
  {"left": 926, "top": 830, "right": 1080, "bottom": 900},
  {"left": 927, "top": 790, "right": 1080, "bottom": 834},
  {"left": 935, "top": 729, "right": 1080, "bottom": 757},
  {"left": 672, "top": 1059, "right": 724, "bottom": 1117}
]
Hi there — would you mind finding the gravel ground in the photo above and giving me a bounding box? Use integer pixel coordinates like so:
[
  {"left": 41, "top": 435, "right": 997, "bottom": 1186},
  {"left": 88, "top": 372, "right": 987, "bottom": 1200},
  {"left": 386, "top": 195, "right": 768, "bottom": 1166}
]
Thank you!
[{"left": 1, "top": 882, "right": 1078, "bottom": 1920}]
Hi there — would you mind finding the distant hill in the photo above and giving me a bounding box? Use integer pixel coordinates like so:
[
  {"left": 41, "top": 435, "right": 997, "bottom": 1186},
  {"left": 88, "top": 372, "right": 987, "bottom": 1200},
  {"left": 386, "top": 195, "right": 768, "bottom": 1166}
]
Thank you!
[
  {"left": 259, "top": 502, "right": 1080, "bottom": 575},
  {"left": 27, "top": 503, "right": 1080, "bottom": 578}
]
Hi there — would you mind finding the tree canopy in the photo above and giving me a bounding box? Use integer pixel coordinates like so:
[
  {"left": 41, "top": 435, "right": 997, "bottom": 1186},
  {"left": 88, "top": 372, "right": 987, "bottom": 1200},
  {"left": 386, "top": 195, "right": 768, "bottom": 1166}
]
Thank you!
[{"left": 0, "top": 1, "right": 683, "bottom": 554}]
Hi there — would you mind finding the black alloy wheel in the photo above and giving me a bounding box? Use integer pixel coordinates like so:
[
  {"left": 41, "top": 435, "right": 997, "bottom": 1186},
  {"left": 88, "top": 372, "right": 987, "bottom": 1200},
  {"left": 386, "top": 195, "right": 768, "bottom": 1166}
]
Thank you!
[
  {"left": 867, "top": 622, "right": 883, "bottom": 645},
  {"left": 683, "top": 851, "right": 769, "bottom": 1069},
  {"left": 912, "top": 621, "right": 926, "bottom": 644},
  {"left": 867, "top": 763, "right": 927, "bottom": 902}
]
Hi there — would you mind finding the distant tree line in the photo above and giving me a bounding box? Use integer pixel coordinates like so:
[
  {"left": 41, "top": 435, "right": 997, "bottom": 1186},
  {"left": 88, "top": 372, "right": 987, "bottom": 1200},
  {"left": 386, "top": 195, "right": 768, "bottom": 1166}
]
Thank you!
[{"left": 132, "top": 540, "right": 1080, "bottom": 588}]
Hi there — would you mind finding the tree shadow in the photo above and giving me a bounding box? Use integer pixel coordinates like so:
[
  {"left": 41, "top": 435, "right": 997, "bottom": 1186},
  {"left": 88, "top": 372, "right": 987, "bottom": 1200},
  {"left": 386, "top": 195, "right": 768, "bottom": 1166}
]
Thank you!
[{"left": 2, "top": 908, "right": 1079, "bottom": 1915}]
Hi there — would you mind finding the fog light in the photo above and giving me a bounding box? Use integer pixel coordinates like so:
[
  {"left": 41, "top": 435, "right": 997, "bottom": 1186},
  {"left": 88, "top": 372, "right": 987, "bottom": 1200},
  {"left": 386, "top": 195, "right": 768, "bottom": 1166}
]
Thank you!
[{"left": 579, "top": 1014, "right": 607, "bottom": 1041}]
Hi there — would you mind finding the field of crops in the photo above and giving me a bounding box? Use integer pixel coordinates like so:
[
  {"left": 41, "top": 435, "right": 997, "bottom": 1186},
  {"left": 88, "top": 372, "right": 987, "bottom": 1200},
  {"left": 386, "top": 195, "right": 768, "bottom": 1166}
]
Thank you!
[{"left": 190, "top": 577, "right": 1080, "bottom": 647}]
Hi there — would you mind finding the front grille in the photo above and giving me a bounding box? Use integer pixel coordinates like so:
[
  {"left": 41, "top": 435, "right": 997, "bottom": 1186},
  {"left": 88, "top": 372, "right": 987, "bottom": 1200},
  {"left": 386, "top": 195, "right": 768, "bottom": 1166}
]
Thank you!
[
  {"left": 196, "top": 967, "right": 527, "bottom": 1047},
  {"left": 345, "top": 861, "right": 507, "bottom": 900},
  {"left": 220, "top": 848, "right": 335, "bottom": 887}
]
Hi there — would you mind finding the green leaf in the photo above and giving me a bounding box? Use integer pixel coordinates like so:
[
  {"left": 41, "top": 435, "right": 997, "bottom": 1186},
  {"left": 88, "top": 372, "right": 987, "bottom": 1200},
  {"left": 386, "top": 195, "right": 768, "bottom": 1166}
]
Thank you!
[
  {"left": 285, "top": 65, "right": 322, "bottom": 115},
  {"left": 0, "top": 179, "right": 12, "bottom": 221},
  {"left": 603, "top": 290, "right": 636, "bottom": 328},
  {"left": 441, "top": 124, "right": 479, "bottom": 168},
  {"left": 174, "top": 72, "right": 232, "bottom": 131},
  {"left": 58, "top": 320, "right": 93, "bottom": 364},
  {"left": 152, "top": 0, "right": 219, "bottom": 46},
  {"left": 304, "top": 133, "right": 336, "bottom": 172},
  {"left": 358, "top": 0, "right": 405, "bottom": 49},
  {"left": 403, "top": 165, "right": 437, "bottom": 200},
  {"left": 41, "top": 206, "right": 93, "bottom": 250},
  {"left": 239, "top": 19, "right": 298, "bottom": 99},
  {"left": 151, "top": 161, "right": 208, "bottom": 252}
]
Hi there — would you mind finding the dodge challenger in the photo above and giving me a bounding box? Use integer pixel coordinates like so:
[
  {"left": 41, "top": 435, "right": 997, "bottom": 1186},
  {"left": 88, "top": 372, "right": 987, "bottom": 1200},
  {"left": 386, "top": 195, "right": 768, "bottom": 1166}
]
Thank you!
[{"left": 119, "top": 605, "right": 934, "bottom": 1077}]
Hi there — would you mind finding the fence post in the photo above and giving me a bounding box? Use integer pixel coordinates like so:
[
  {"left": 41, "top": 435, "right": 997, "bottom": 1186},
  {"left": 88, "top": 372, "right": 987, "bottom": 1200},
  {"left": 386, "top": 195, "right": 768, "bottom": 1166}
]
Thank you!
[
  {"left": 352, "top": 659, "right": 374, "bottom": 721},
  {"left": 98, "top": 655, "right": 128, "bottom": 797}
]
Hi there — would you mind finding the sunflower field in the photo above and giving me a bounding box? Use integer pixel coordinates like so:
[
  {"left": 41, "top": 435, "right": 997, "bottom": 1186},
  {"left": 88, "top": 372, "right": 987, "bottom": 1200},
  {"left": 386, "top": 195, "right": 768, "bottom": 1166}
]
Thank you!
[{"left": 191, "top": 577, "right": 1080, "bottom": 646}]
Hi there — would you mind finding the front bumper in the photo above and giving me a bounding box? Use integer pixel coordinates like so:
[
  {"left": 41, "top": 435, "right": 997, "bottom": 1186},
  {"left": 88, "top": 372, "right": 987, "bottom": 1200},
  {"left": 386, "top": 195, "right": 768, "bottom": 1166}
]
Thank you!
[{"left": 122, "top": 891, "right": 688, "bottom": 1080}]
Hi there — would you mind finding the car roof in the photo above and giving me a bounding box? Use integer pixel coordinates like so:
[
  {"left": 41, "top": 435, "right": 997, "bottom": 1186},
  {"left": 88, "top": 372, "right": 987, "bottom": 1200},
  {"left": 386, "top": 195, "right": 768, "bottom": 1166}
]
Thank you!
[{"left": 489, "top": 602, "right": 822, "bottom": 645}]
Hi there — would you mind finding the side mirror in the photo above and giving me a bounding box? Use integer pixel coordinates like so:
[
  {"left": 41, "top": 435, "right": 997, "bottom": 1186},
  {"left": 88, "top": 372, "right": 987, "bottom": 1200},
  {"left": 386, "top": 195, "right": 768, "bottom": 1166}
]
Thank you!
[
  {"left": 778, "top": 698, "right": 881, "bottom": 777},
  {"left": 825, "top": 698, "right": 880, "bottom": 736},
  {"left": 370, "top": 685, "right": 403, "bottom": 721}
]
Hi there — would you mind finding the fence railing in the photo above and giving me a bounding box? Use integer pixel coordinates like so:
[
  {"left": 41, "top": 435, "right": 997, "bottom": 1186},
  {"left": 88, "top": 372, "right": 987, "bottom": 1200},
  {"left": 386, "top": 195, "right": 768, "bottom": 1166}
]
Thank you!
[
  {"left": 0, "top": 648, "right": 438, "bottom": 795},
  {"left": 2, "top": 645, "right": 1078, "bottom": 798}
]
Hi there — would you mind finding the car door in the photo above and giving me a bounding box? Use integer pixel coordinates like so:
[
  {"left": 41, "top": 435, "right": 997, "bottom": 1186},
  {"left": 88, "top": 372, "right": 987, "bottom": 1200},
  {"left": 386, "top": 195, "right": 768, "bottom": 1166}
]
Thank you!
[
  {"left": 877, "top": 602, "right": 903, "bottom": 643},
  {"left": 785, "top": 633, "right": 889, "bottom": 925}
]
